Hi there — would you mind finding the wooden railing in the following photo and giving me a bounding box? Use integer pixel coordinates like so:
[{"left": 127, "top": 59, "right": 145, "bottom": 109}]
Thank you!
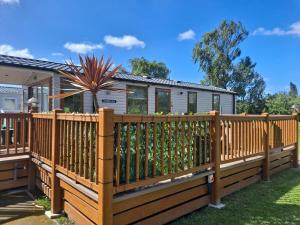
[
  {"left": 0, "top": 113, "right": 29, "bottom": 157},
  {"left": 0, "top": 110, "right": 297, "bottom": 225},
  {"left": 55, "top": 113, "right": 99, "bottom": 191},
  {"left": 31, "top": 113, "right": 53, "bottom": 164},
  {"left": 112, "top": 114, "right": 214, "bottom": 194},
  {"left": 219, "top": 115, "right": 265, "bottom": 163},
  {"left": 219, "top": 114, "right": 298, "bottom": 163},
  {"left": 269, "top": 115, "right": 297, "bottom": 149}
]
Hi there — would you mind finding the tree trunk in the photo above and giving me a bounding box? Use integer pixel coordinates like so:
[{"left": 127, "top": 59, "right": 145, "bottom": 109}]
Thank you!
[{"left": 92, "top": 93, "right": 99, "bottom": 113}]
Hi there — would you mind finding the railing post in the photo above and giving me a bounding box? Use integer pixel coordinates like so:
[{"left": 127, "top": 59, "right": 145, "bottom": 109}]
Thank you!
[
  {"left": 262, "top": 112, "right": 270, "bottom": 181},
  {"left": 209, "top": 111, "right": 223, "bottom": 208},
  {"left": 292, "top": 112, "right": 299, "bottom": 168},
  {"left": 27, "top": 113, "right": 35, "bottom": 191},
  {"left": 98, "top": 108, "right": 114, "bottom": 225},
  {"left": 50, "top": 109, "right": 63, "bottom": 215}
]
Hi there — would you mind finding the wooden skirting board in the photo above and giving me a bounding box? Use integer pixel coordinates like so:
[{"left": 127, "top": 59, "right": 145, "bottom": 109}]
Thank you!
[
  {"left": 0, "top": 156, "right": 29, "bottom": 192},
  {"left": 270, "top": 148, "right": 294, "bottom": 175},
  {"left": 113, "top": 172, "right": 212, "bottom": 225},
  {"left": 220, "top": 158, "right": 263, "bottom": 197}
]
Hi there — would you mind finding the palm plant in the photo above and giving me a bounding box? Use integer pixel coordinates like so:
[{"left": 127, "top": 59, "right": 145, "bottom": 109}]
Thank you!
[{"left": 51, "top": 54, "right": 122, "bottom": 113}]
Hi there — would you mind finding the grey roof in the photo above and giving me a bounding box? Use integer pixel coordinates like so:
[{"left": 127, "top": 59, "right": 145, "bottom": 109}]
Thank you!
[
  {"left": 0, "top": 54, "right": 235, "bottom": 94},
  {"left": 0, "top": 54, "right": 71, "bottom": 71},
  {"left": 0, "top": 86, "right": 22, "bottom": 94},
  {"left": 115, "top": 74, "right": 235, "bottom": 94}
]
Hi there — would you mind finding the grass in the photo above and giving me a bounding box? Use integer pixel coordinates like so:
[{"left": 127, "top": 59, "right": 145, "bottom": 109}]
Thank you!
[
  {"left": 33, "top": 192, "right": 74, "bottom": 225},
  {"left": 170, "top": 169, "right": 300, "bottom": 225},
  {"left": 34, "top": 195, "right": 51, "bottom": 211},
  {"left": 56, "top": 215, "right": 75, "bottom": 225}
]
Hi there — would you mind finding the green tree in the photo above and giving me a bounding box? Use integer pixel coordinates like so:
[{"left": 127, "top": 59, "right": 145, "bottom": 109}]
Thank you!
[
  {"left": 193, "top": 20, "right": 248, "bottom": 88},
  {"left": 289, "top": 82, "right": 298, "bottom": 97},
  {"left": 129, "top": 57, "right": 170, "bottom": 79},
  {"left": 230, "top": 57, "right": 266, "bottom": 113},
  {"left": 265, "top": 92, "right": 300, "bottom": 114},
  {"left": 193, "top": 20, "right": 266, "bottom": 114}
]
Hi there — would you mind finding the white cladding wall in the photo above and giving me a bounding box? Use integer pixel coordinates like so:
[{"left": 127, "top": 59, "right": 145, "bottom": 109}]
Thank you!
[
  {"left": 83, "top": 81, "right": 234, "bottom": 114},
  {"left": 52, "top": 74, "right": 61, "bottom": 109}
]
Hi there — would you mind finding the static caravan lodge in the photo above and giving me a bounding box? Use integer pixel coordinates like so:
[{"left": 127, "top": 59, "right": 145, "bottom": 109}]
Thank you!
[{"left": 0, "top": 54, "right": 236, "bottom": 114}]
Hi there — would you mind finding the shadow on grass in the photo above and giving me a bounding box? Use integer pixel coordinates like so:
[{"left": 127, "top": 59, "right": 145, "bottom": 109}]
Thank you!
[{"left": 170, "top": 169, "right": 300, "bottom": 225}]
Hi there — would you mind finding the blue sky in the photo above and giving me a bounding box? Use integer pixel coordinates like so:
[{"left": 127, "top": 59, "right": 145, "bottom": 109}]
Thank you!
[{"left": 0, "top": 0, "right": 300, "bottom": 93}]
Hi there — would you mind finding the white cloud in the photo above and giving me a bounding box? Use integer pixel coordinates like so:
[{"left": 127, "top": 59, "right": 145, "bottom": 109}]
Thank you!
[
  {"left": 253, "top": 21, "right": 300, "bottom": 37},
  {"left": 0, "top": 44, "right": 33, "bottom": 58},
  {"left": 64, "top": 42, "right": 103, "bottom": 54},
  {"left": 52, "top": 52, "right": 63, "bottom": 56},
  {"left": 0, "top": 0, "right": 19, "bottom": 4},
  {"left": 38, "top": 58, "right": 48, "bottom": 61},
  {"left": 104, "top": 35, "right": 145, "bottom": 49},
  {"left": 177, "top": 29, "right": 196, "bottom": 41}
]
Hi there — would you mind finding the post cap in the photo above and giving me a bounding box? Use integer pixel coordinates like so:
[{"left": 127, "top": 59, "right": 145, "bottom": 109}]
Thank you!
[
  {"left": 98, "top": 107, "right": 114, "bottom": 113},
  {"left": 209, "top": 110, "right": 219, "bottom": 116},
  {"left": 52, "top": 108, "right": 63, "bottom": 112}
]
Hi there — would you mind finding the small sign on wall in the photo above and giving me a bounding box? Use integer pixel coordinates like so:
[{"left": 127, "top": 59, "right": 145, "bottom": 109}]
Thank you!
[{"left": 102, "top": 99, "right": 117, "bottom": 103}]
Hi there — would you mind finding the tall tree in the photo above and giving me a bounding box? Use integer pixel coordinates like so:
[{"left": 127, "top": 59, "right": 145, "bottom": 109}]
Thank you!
[
  {"left": 230, "top": 57, "right": 266, "bottom": 113},
  {"left": 193, "top": 20, "right": 266, "bottom": 114},
  {"left": 129, "top": 57, "right": 170, "bottom": 79},
  {"left": 193, "top": 20, "right": 248, "bottom": 88},
  {"left": 289, "top": 82, "right": 298, "bottom": 97}
]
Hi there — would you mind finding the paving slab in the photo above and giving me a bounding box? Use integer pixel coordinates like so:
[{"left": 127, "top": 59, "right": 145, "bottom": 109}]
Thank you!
[{"left": 0, "top": 189, "right": 56, "bottom": 225}]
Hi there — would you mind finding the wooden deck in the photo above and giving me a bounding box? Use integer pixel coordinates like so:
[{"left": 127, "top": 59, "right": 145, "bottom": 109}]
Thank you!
[{"left": 0, "top": 111, "right": 298, "bottom": 225}]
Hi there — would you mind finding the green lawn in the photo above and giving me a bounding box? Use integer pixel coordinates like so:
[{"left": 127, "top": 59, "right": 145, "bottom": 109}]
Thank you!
[
  {"left": 171, "top": 125, "right": 300, "bottom": 225},
  {"left": 170, "top": 169, "right": 300, "bottom": 225}
]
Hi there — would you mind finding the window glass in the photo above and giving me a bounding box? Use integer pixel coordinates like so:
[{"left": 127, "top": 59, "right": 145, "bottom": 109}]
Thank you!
[
  {"left": 212, "top": 94, "right": 220, "bottom": 111},
  {"left": 156, "top": 89, "right": 171, "bottom": 114},
  {"left": 127, "top": 86, "right": 148, "bottom": 114},
  {"left": 30, "top": 84, "right": 49, "bottom": 112},
  {"left": 188, "top": 92, "right": 197, "bottom": 113},
  {"left": 64, "top": 94, "right": 82, "bottom": 113},
  {"left": 3, "top": 98, "right": 17, "bottom": 111}
]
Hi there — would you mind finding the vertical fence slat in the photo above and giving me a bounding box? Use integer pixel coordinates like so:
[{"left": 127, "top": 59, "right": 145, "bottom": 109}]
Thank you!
[
  {"left": 181, "top": 121, "right": 185, "bottom": 170},
  {"left": 153, "top": 122, "right": 157, "bottom": 177},
  {"left": 175, "top": 121, "right": 178, "bottom": 172},
  {"left": 160, "top": 122, "right": 165, "bottom": 176},
  {"left": 89, "top": 121, "right": 93, "bottom": 181},
  {"left": 168, "top": 122, "right": 172, "bottom": 174},
  {"left": 84, "top": 121, "right": 88, "bottom": 179},
  {"left": 116, "top": 123, "right": 121, "bottom": 186},
  {"left": 136, "top": 122, "right": 140, "bottom": 181},
  {"left": 126, "top": 123, "right": 131, "bottom": 183},
  {"left": 144, "top": 123, "right": 149, "bottom": 178}
]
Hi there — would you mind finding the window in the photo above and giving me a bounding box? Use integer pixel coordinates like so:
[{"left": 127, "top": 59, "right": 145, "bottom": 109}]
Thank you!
[
  {"left": 212, "top": 94, "right": 220, "bottom": 111},
  {"left": 187, "top": 92, "right": 197, "bottom": 113},
  {"left": 127, "top": 85, "right": 148, "bottom": 114},
  {"left": 64, "top": 94, "right": 83, "bottom": 113},
  {"left": 155, "top": 88, "right": 171, "bottom": 114},
  {"left": 3, "top": 98, "right": 17, "bottom": 111},
  {"left": 60, "top": 80, "right": 83, "bottom": 113}
]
